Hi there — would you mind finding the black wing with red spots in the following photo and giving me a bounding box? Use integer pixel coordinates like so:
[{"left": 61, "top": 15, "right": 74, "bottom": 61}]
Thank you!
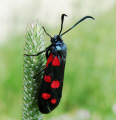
[{"left": 38, "top": 53, "right": 66, "bottom": 113}]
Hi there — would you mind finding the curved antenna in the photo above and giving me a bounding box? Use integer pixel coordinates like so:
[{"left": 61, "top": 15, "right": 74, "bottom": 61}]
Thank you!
[
  {"left": 61, "top": 16, "right": 95, "bottom": 36},
  {"left": 59, "top": 14, "right": 68, "bottom": 35},
  {"left": 42, "top": 26, "right": 52, "bottom": 38}
]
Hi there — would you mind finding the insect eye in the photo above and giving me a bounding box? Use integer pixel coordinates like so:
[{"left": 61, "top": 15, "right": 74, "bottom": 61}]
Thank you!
[
  {"left": 51, "top": 38, "right": 57, "bottom": 43},
  {"left": 55, "top": 39, "right": 57, "bottom": 42}
]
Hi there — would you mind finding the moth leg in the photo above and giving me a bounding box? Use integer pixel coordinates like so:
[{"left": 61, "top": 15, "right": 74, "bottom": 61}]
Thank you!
[
  {"left": 24, "top": 45, "right": 51, "bottom": 56},
  {"left": 32, "top": 69, "right": 45, "bottom": 79}
]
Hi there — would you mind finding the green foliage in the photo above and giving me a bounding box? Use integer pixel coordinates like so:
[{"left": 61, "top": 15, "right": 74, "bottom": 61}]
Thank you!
[{"left": 22, "top": 23, "right": 45, "bottom": 119}]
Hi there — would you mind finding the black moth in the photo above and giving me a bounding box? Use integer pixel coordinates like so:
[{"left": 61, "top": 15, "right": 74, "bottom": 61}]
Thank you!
[{"left": 24, "top": 14, "right": 94, "bottom": 114}]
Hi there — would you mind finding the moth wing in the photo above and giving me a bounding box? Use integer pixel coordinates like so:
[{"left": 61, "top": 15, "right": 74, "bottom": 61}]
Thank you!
[{"left": 38, "top": 54, "right": 65, "bottom": 113}]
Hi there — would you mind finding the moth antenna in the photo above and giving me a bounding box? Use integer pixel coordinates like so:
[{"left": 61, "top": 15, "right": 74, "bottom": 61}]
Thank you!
[
  {"left": 61, "top": 16, "right": 95, "bottom": 36},
  {"left": 59, "top": 14, "right": 68, "bottom": 35},
  {"left": 42, "top": 26, "right": 52, "bottom": 38}
]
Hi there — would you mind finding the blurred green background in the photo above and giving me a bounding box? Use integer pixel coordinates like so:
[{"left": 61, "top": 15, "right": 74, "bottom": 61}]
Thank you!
[{"left": 0, "top": 1, "right": 116, "bottom": 120}]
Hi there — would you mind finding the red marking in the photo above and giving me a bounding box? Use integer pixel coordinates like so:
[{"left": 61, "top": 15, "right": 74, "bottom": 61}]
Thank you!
[
  {"left": 44, "top": 75, "right": 51, "bottom": 83},
  {"left": 42, "top": 93, "right": 51, "bottom": 100},
  {"left": 46, "top": 53, "right": 53, "bottom": 68},
  {"left": 51, "top": 81, "right": 60, "bottom": 88},
  {"left": 52, "top": 56, "right": 60, "bottom": 66},
  {"left": 50, "top": 98, "right": 57, "bottom": 104}
]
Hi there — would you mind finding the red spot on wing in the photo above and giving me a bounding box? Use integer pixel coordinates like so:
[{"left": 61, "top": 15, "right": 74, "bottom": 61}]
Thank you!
[
  {"left": 50, "top": 98, "right": 57, "bottom": 104},
  {"left": 46, "top": 53, "right": 53, "bottom": 68},
  {"left": 52, "top": 56, "right": 60, "bottom": 66},
  {"left": 44, "top": 75, "right": 51, "bottom": 83},
  {"left": 42, "top": 93, "right": 51, "bottom": 100},
  {"left": 51, "top": 81, "right": 60, "bottom": 88}
]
